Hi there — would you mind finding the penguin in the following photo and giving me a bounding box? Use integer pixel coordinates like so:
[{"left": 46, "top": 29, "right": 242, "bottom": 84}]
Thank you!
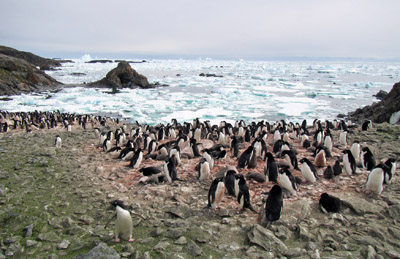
[
  {"left": 350, "top": 141, "right": 361, "bottom": 160},
  {"left": 236, "top": 174, "right": 257, "bottom": 213},
  {"left": 237, "top": 146, "right": 254, "bottom": 169},
  {"left": 129, "top": 148, "right": 143, "bottom": 169},
  {"left": 230, "top": 136, "right": 240, "bottom": 158},
  {"left": 119, "top": 147, "right": 135, "bottom": 161},
  {"left": 319, "top": 193, "right": 358, "bottom": 214},
  {"left": 273, "top": 130, "right": 281, "bottom": 143},
  {"left": 314, "top": 147, "right": 327, "bottom": 167},
  {"left": 55, "top": 135, "right": 62, "bottom": 148},
  {"left": 260, "top": 184, "right": 283, "bottom": 228},
  {"left": 280, "top": 150, "right": 299, "bottom": 170},
  {"left": 190, "top": 138, "right": 202, "bottom": 157},
  {"left": 339, "top": 131, "right": 348, "bottom": 146},
  {"left": 365, "top": 164, "right": 388, "bottom": 195},
  {"left": 343, "top": 150, "right": 357, "bottom": 175},
  {"left": 164, "top": 154, "right": 178, "bottom": 183},
  {"left": 245, "top": 172, "right": 266, "bottom": 183},
  {"left": 198, "top": 158, "right": 211, "bottom": 181},
  {"left": 323, "top": 133, "right": 333, "bottom": 153},
  {"left": 109, "top": 200, "right": 134, "bottom": 242},
  {"left": 384, "top": 158, "right": 397, "bottom": 184},
  {"left": 279, "top": 168, "right": 297, "bottom": 196},
  {"left": 202, "top": 149, "right": 214, "bottom": 169},
  {"left": 361, "top": 147, "right": 376, "bottom": 171},
  {"left": 361, "top": 120, "right": 372, "bottom": 131},
  {"left": 300, "top": 134, "right": 310, "bottom": 149},
  {"left": 103, "top": 137, "right": 112, "bottom": 152},
  {"left": 299, "top": 158, "right": 317, "bottom": 183},
  {"left": 224, "top": 170, "right": 237, "bottom": 197},
  {"left": 264, "top": 152, "right": 278, "bottom": 183},
  {"left": 207, "top": 177, "right": 225, "bottom": 209},
  {"left": 139, "top": 166, "right": 162, "bottom": 176},
  {"left": 323, "top": 165, "right": 334, "bottom": 180},
  {"left": 333, "top": 160, "right": 342, "bottom": 176},
  {"left": 169, "top": 146, "right": 181, "bottom": 166},
  {"left": 94, "top": 127, "right": 101, "bottom": 138}
]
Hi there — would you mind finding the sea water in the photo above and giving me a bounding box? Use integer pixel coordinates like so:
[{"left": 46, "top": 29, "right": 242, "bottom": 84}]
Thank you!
[{"left": 1, "top": 57, "right": 399, "bottom": 125}]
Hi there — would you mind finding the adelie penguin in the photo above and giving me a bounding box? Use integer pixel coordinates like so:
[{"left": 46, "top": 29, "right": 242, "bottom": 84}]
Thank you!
[
  {"left": 198, "top": 158, "right": 211, "bottom": 181},
  {"left": 259, "top": 184, "right": 283, "bottom": 228},
  {"left": 279, "top": 168, "right": 298, "bottom": 196},
  {"left": 384, "top": 158, "right": 397, "bottom": 184},
  {"left": 55, "top": 135, "right": 62, "bottom": 148},
  {"left": 207, "top": 177, "right": 225, "bottom": 209},
  {"left": 350, "top": 141, "right": 361, "bottom": 160},
  {"left": 319, "top": 193, "right": 358, "bottom": 214},
  {"left": 108, "top": 200, "right": 134, "bottom": 242},
  {"left": 236, "top": 174, "right": 257, "bottom": 213},
  {"left": 323, "top": 165, "right": 334, "bottom": 180},
  {"left": 280, "top": 150, "right": 299, "bottom": 170},
  {"left": 314, "top": 146, "right": 327, "bottom": 167},
  {"left": 139, "top": 166, "right": 162, "bottom": 176},
  {"left": 299, "top": 158, "right": 318, "bottom": 183},
  {"left": 129, "top": 148, "right": 143, "bottom": 169},
  {"left": 365, "top": 164, "right": 388, "bottom": 195},
  {"left": 361, "top": 147, "right": 376, "bottom": 171},
  {"left": 237, "top": 146, "right": 254, "bottom": 169},
  {"left": 343, "top": 150, "right": 357, "bottom": 175},
  {"left": 224, "top": 170, "right": 237, "bottom": 197},
  {"left": 164, "top": 154, "right": 178, "bottom": 183},
  {"left": 264, "top": 152, "right": 278, "bottom": 183}
]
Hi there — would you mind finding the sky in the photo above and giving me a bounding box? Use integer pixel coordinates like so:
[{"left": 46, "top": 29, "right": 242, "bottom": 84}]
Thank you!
[{"left": 0, "top": 0, "right": 399, "bottom": 60}]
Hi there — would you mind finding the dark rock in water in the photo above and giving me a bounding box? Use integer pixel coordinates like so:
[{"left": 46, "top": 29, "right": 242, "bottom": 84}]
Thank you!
[
  {"left": 348, "top": 81, "right": 400, "bottom": 123},
  {"left": 75, "top": 242, "right": 120, "bottom": 259},
  {"left": 86, "top": 59, "right": 113, "bottom": 64},
  {"left": 199, "top": 73, "right": 223, "bottom": 78},
  {"left": 71, "top": 72, "right": 86, "bottom": 76},
  {"left": 0, "top": 53, "right": 62, "bottom": 95},
  {"left": 115, "top": 59, "right": 147, "bottom": 64},
  {"left": 88, "top": 61, "right": 158, "bottom": 89},
  {"left": 0, "top": 45, "right": 61, "bottom": 70},
  {"left": 373, "top": 90, "right": 388, "bottom": 100}
]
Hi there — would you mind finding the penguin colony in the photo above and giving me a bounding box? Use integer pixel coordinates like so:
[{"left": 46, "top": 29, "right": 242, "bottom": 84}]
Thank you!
[{"left": 1, "top": 111, "right": 398, "bottom": 234}]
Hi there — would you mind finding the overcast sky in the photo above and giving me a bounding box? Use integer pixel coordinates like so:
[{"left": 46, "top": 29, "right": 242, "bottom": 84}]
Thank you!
[{"left": 1, "top": 0, "right": 399, "bottom": 60}]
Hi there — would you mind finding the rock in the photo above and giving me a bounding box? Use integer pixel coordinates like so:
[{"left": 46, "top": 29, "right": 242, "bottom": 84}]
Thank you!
[
  {"left": 174, "top": 236, "right": 187, "bottom": 245},
  {"left": 199, "top": 73, "right": 223, "bottom": 78},
  {"left": 154, "top": 241, "right": 170, "bottom": 252},
  {"left": 283, "top": 247, "right": 307, "bottom": 258},
  {"left": 0, "top": 45, "right": 61, "bottom": 70},
  {"left": 88, "top": 61, "right": 157, "bottom": 89},
  {"left": 57, "top": 239, "right": 70, "bottom": 250},
  {"left": 26, "top": 239, "right": 39, "bottom": 247},
  {"left": 248, "top": 224, "right": 288, "bottom": 253},
  {"left": 348, "top": 81, "right": 400, "bottom": 123},
  {"left": 0, "top": 53, "right": 62, "bottom": 95},
  {"left": 38, "top": 232, "right": 60, "bottom": 242},
  {"left": 367, "top": 245, "right": 377, "bottom": 259},
  {"left": 24, "top": 224, "right": 34, "bottom": 237},
  {"left": 373, "top": 90, "right": 388, "bottom": 100},
  {"left": 387, "top": 204, "right": 400, "bottom": 219},
  {"left": 150, "top": 228, "right": 164, "bottom": 237},
  {"left": 166, "top": 228, "right": 183, "bottom": 239},
  {"left": 141, "top": 251, "right": 152, "bottom": 259},
  {"left": 336, "top": 195, "right": 384, "bottom": 215},
  {"left": 75, "top": 242, "right": 120, "bottom": 259},
  {"left": 186, "top": 240, "right": 202, "bottom": 257},
  {"left": 166, "top": 206, "right": 192, "bottom": 219}
]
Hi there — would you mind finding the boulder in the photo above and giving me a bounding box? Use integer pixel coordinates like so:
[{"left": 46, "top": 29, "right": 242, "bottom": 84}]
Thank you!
[
  {"left": 0, "top": 53, "right": 61, "bottom": 95},
  {"left": 0, "top": 45, "right": 60, "bottom": 70},
  {"left": 75, "top": 242, "right": 120, "bottom": 259},
  {"left": 88, "top": 61, "right": 156, "bottom": 89},
  {"left": 348, "top": 81, "right": 400, "bottom": 123},
  {"left": 247, "top": 224, "right": 288, "bottom": 253}
]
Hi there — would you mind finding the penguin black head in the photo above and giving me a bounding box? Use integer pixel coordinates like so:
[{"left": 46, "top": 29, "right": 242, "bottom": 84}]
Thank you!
[{"left": 110, "top": 200, "right": 127, "bottom": 210}]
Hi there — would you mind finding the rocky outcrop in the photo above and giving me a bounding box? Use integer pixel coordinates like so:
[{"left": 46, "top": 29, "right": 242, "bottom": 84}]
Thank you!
[
  {"left": 0, "top": 45, "right": 61, "bottom": 70},
  {"left": 0, "top": 53, "right": 62, "bottom": 95},
  {"left": 348, "top": 81, "right": 400, "bottom": 124},
  {"left": 88, "top": 61, "right": 157, "bottom": 89}
]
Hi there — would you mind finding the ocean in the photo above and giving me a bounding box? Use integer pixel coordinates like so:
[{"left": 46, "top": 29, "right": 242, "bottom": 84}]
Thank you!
[{"left": 1, "top": 56, "right": 399, "bottom": 125}]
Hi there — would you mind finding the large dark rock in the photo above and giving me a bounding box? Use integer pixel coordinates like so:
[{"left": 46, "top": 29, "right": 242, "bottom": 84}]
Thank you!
[
  {"left": 0, "top": 53, "right": 62, "bottom": 96},
  {"left": 88, "top": 61, "right": 155, "bottom": 89},
  {"left": 0, "top": 45, "right": 61, "bottom": 70},
  {"left": 348, "top": 81, "right": 400, "bottom": 124}
]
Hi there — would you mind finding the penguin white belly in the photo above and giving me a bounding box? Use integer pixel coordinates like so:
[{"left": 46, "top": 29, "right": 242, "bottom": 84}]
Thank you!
[
  {"left": 300, "top": 163, "right": 316, "bottom": 183},
  {"left": 279, "top": 174, "right": 296, "bottom": 195},
  {"left": 339, "top": 132, "right": 347, "bottom": 146},
  {"left": 343, "top": 155, "right": 352, "bottom": 175},
  {"left": 164, "top": 163, "right": 172, "bottom": 183},
  {"left": 133, "top": 153, "right": 143, "bottom": 168},
  {"left": 366, "top": 169, "right": 384, "bottom": 194},
  {"left": 351, "top": 144, "right": 360, "bottom": 160},
  {"left": 199, "top": 162, "right": 210, "bottom": 181},
  {"left": 213, "top": 182, "right": 225, "bottom": 209},
  {"left": 122, "top": 151, "right": 134, "bottom": 161},
  {"left": 284, "top": 155, "right": 293, "bottom": 169},
  {"left": 115, "top": 207, "right": 133, "bottom": 239},
  {"left": 324, "top": 137, "right": 332, "bottom": 152}
]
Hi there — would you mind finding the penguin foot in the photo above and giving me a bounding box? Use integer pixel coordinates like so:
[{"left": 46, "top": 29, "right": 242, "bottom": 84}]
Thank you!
[
  {"left": 115, "top": 237, "right": 120, "bottom": 243},
  {"left": 129, "top": 238, "right": 135, "bottom": 242}
]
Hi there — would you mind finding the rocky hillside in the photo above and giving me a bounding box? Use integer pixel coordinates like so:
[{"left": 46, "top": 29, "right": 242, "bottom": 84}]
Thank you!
[
  {"left": 0, "top": 54, "right": 62, "bottom": 95},
  {"left": 348, "top": 81, "right": 400, "bottom": 124},
  {"left": 0, "top": 46, "right": 61, "bottom": 71}
]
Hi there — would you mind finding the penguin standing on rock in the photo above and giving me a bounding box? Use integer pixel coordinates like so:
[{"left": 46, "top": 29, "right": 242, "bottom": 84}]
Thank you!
[
  {"left": 259, "top": 184, "right": 283, "bottom": 228},
  {"left": 365, "top": 164, "right": 388, "bottom": 195},
  {"left": 279, "top": 168, "right": 298, "bottom": 196},
  {"left": 236, "top": 174, "right": 257, "bottom": 213},
  {"left": 224, "top": 170, "right": 237, "bottom": 197},
  {"left": 343, "top": 150, "right": 357, "bottom": 175},
  {"left": 164, "top": 154, "right": 178, "bottom": 183},
  {"left": 384, "top": 158, "right": 397, "bottom": 184},
  {"left": 264, "top": 152, "right": 278, "bottom": 183},
  {"left": 361, "top": 147, "right": 376, "bottom": 171},
  {"left": 299, "top": 158, "right": 317, "bottom": 183},
  {"left": 108, "top": 200, "right": 134, "bottom": 242},
  {"left": 207, "top": 177, "right": 225, "bottom": 209},
  {"left": 280, "top": 150, "right": 299, "bottom": 170},
  {"left": 129, "top": 148, "right": 143, "bottom": 168},
  {"left": 238, "top": 146, "right": 254, "bottom": 169},
  {"left": 198, "top": 158, "right": 211, "bottom": 181}
]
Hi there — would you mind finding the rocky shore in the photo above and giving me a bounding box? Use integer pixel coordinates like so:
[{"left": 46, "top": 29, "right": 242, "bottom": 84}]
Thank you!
[{"left": 0, "top": 112, "right": 399, "bottom": 258}]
